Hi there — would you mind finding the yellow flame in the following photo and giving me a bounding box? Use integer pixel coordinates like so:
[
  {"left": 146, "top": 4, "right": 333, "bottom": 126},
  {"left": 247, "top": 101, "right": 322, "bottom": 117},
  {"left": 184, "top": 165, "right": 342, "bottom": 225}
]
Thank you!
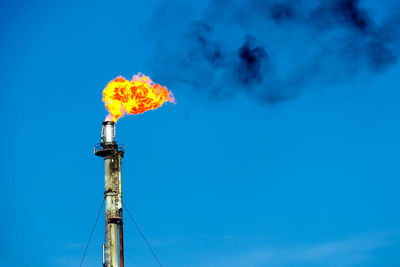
[{"left": 102, "top": 73, "right": 174, "bottom": 121}]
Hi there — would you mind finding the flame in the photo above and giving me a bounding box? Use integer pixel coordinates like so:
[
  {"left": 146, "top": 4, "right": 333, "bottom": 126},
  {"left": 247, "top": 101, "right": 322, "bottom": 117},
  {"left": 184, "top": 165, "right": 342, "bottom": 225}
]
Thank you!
[{"left": 102, "top": 73, "right": 175, "bottom": 122}]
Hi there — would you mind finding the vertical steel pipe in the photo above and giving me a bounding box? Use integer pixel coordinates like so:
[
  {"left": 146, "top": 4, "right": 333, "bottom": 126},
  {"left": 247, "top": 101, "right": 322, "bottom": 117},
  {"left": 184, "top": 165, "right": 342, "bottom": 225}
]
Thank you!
[{"left": 95, "top": 121, "right": 125, "bottom": 267}]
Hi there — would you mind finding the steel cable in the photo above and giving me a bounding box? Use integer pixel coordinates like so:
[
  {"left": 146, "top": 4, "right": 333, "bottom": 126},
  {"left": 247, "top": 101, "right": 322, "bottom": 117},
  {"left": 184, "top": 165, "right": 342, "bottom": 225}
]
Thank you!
[
  {"left": 123, "top": 202, "right": 163, "bottom": 267},
  {"left": 79, "top": 198, "right": 105, "bottom": 267}
]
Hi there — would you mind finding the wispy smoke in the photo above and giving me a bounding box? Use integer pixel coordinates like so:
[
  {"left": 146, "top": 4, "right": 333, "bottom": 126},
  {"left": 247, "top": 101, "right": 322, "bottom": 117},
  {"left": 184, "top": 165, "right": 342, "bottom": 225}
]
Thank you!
[
  {"left": 148, "top": 0, "right": 400, "bottom": 104},
  {"left": 237, "top": 35, "right": 269, "bottom": 85}
]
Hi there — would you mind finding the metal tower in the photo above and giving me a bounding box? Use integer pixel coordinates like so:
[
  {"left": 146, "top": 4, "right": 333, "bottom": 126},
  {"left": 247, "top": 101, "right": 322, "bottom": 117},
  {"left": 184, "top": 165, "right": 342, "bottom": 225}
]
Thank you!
[{"left": 95, "top": 121, "right": 125, "bottom": 267}]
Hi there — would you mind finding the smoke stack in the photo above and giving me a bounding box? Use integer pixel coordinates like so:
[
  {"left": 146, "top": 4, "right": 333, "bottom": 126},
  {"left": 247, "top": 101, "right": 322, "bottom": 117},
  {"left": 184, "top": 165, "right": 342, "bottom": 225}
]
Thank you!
[{"left": 95, "top": 121, "right": 125, "bottom": 267}]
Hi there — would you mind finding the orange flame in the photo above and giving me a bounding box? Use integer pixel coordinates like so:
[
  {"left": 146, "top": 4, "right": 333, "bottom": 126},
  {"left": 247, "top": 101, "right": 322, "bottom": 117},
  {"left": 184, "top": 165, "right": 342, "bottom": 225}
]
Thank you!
[{"left": 102, "top": 73, "right": 175, "bottom": 122}]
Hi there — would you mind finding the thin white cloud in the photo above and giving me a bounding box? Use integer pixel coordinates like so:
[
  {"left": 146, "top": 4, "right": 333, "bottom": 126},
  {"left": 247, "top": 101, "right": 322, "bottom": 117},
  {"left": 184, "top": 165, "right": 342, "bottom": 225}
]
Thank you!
[{"left": 198, "top": 233, "right": 394, "bottom": 267}]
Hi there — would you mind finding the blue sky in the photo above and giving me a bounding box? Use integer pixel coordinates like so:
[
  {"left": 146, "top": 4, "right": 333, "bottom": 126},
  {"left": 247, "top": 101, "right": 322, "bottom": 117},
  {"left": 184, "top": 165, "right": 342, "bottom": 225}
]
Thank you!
[{"left": 1, "top": 0, "right": 400, "bottom": 266}]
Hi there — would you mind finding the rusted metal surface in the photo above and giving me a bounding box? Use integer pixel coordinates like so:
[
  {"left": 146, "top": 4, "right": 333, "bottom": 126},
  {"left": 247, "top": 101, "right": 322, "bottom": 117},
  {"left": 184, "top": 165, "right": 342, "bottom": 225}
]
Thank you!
[
  {"left": 120, "top": 216, "right": 125, "bottom": 267},
  {"left": 96, "top": 121, "right": 125, "bottom": 267}
]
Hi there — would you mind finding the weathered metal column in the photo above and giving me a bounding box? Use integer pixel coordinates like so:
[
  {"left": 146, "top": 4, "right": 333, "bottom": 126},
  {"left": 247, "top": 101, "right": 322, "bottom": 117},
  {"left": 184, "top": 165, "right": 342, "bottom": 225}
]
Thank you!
[{"left": 95, "top": 121, "right": 125, "bottom": 267}]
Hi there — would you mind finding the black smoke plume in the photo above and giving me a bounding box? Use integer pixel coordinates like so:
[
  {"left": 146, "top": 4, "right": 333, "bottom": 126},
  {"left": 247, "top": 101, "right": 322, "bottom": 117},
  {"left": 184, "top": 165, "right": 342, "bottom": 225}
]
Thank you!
[
  {"left": 149, "top": 0, "right": 400, "bottom": 104},
  {"left": 237, "top": 35, "right": 268, "bottom": 84}
]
